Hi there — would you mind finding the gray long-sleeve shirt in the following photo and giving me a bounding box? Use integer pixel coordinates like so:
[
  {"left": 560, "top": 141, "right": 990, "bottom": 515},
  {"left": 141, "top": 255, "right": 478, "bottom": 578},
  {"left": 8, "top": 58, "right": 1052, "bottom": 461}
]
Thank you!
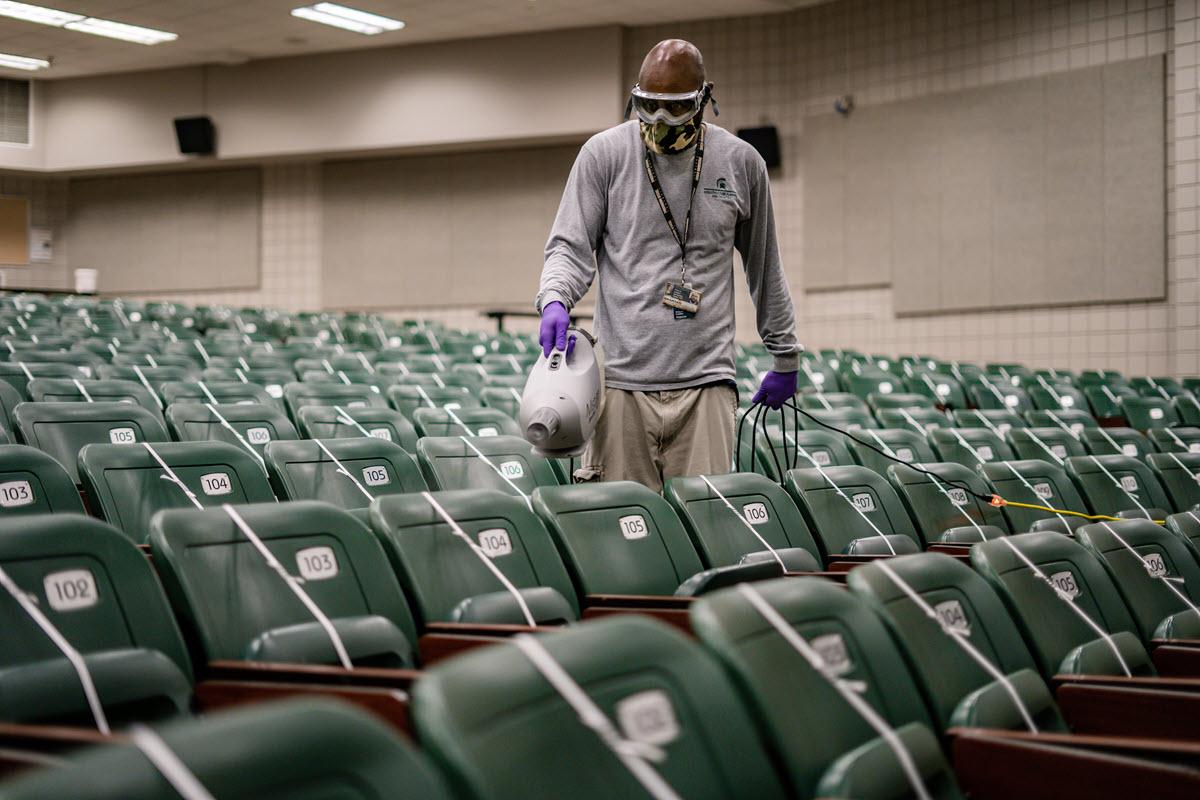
[{"left": 537, "top": 120, "right": 801, "bottom": 391}]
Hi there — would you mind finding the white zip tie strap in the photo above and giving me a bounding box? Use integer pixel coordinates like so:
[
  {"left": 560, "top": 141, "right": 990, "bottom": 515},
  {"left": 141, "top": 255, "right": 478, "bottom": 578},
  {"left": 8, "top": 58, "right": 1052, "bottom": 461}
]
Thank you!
[
  {"left": 1092, "top": 426, "right": 1128, "bottom": 456},
  {"left": 0, "top": 565, "right": 110, "bottom": 733},
  {"left": 337, "top": 371, "right": 353, "bottom": 386},
  {"left": 132, "top": 365, "right": 164, "bottom": 410},
  {"left": 512, "top": 635, "right": 682, "bottom": 800},
  {"left": 1036, "top": 376, "right": 1067, "bottom": 409},
  {"left": 1087, "top": 456, "right": 1151, "bottom": 519},
  {"left": 145, "top": 354, "right": 158, "bottom": 369},
  {"left": 991, "top": 537, "right": 1131, "bottom": 676},
  {"left": 1046, "top": 412, "right": 1082, "bottom": 441},
  {"left": 737, "top": 584, "right": 933, "bottom": 800},
  {"left": 1164, "top": 451, "right": 1200, "bottom": 490},
  {"left": 1019, "top": 428, "right": 1066, "bottom": 466},
  {"left": 431, "top": 373, "right": 446, "bottom": 389},
  {"left": 221, "top": 505, "right": 353, "bottom": 670},
  {"left": 444, "top": 406, "right": 476, "bottom": 437},
  {"left": 698, "top": 475, "right": 786, "bottom": 571},
  {"left": 333, "top": 404, "right": 373, "bottom": 438},
  {"left": 999, "top": 462, "right": 1072, "bottom": 528},
  {"left": 313, "top": 439, "right": 374, "bottom": 502},
  {"left": 874, "top": 561, "right": 1039, "bottom": 733},
  {"left": 421, "top": 491, "right": 535, "bottom": 626},
  {"left": 1098, "top": 521, "right": 1200, "bottom": 620},
  {"left": 458, "top": 436, "right": 532, "bottom": 510},
  {"left": 234, "top": 368, "right": 249, "bottom": 384},
  {"left": 356, "top": 352, "right": 376, "bottom": 374},
  {"left": 793, "top": 439, "right": 895, "bottom": 555},
  {"left": 415, "top": 385, "right": 438, "bottom": 409},
  {"left": 507, "top": 355, "right": 523, "bottom": 373},
  {"left": 192, "top": 340, "right": 210, "bottom": 365},
  {"left": 899, "top": 409, "right": 928, "bottom": 436},
  {"left": 949, "top": 429, "right": 989, "bottom": 466},
  {"left": 16, "top": 361, "right": 33, "bottom": 382},
  {"left": 142, "top": 443, "right": 203, "bottom": 510},
  {"left": 72, "top": 379, "right": 94, "bottom": 403},
  {"left": 1165, "top": 428, "right": 1194, "bottom": 453},
  {"left": 508, "top": 387, "right": 522, "bottom": 405},
  {"left": 196, "top": 381, "right": 219, "bottom": 406},
  {"left": 431, "top": 354, "right": 446, "bottom": 372},
  {"left": 203, "top": 403, "right": 267, "bottom": 473},
  {"left": 922, "top": 472, "right": 987, "bottom": 539},
  {"left": 866, "top": 429, "right": 899, "bottom": 458},
  {"left": 237, "top": 357, "right": 251, "bottom": 372},
  {"left": 128, "top": 725, "right": 216, "bottom": 800}
]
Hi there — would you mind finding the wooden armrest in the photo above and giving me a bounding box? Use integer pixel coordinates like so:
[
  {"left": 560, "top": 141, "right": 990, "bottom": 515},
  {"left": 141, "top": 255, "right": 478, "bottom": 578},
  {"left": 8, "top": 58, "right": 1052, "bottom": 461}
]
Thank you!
[
  {"left": 418, "top": 623, "right": 559, "bottom": 665},
  {"left": 423, "top": 622, "right": 555, "bottom": 637},
  {"left": 948, "top": 727, "right": 1200, "bottom": 760},
  {"left": 1053, "top": 673, "right": 1200, "bottom": 693},
  {"left": 1056, "top": 681, "right": 1200, "bottom": 740},
  {"left": 203, "top": 660, "right": 420, "bottom": 690},
  {"left": 583, "top": 594, "right": 694, "bottom": 609},
  {"left": 1153, "top": 645, "right": 1200, "bottom": 677},
  {"left": 195, "top": 680, "right": 411, "bottom": 734},
  {"left": 0, "top": 723, "right": 120, "bottom": 778},
  {"left": 784, "top": 570, "right": 849, "bottom": 582}
]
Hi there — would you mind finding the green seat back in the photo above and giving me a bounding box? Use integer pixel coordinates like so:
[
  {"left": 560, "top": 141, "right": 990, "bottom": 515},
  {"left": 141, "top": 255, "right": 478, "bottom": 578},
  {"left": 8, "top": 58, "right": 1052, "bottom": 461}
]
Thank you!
[
  {"left": 874, "top": 407, "right": 946, "bottom": 433},
  {"left": 927, "top": 428, "right": 1013, "bottom": 468},
  {"left": 13, "top": 401, "right": 168, "bottom": 483},
  {"left": 480, "top": 386, "right": 523, "bottom": 418},
  {"left": 151, "top": 500, "right": 418, "bottom": 667},
  {"left": 1081, "top": 427, "right": 1153, "bottom": 459},
  {"left": 533, "top": 481, "right": 704, "bottom": 596},
  {"left": 370, "top": 489, "right": 579, "bottom": 624},
  {"left": 416, "top": 435, "right": 560, "bottom": 497},
  {"left": 1082, "top": 385, "right": 1138, "bottom": 419},
  {"left": 738, "top": 422, "right": 856, "bottom": 481},
  {"left": 848, "top": 553, "right": 1067, "bottom": 732},
  {"left": 1023, "top": 409, "right": 1098, "bottom": 432},
  {"left": 265, "top": 438, "right": 426, "bottom": 511},
  {"left": 967, "top": 382, "right": 1032, "bottom": 413},
  {"left": 0, "top": 444, "right": 84, "bottom": 516},
  {"left": 0, "top": 700, "right": 453, "bottom": 800},
  {"left": 797, "top": 392, "right": 868, "bottom": 412},
  {"left": 664, "top": 473, "right": 823, "bottom": 567},
  {"left": 160, "top": 380, "right": 280, "bottom": 410},
  {"left": 412, "top": 407, "right": 521, "bottom": 439},
  {"left": 972, "top": 532, "right": 1153, "bottom": 678},
  {"left": 904, "top": 372, "right": 967, "bottom": 409},
  {"left": 0, "top": 514, "right": 192, "bottom": 727},
  {"left": 1077, "top": 519, "right": 1200, "bottom": 640},
  {"left": 1119, "top": 396, "right": 1178, "bottom": 431},
  {"left": 27, "top": 378, "right": 161, "bottom": 417},
  {"left": 202, "top": 368, "right": 294, "bottom": 400},
  {"left": 283, "top": 382, "right": 388, "bottom": 421},
  {"left": 951, "top": 409, "right": 1026, "bottom": 436},
  {"left": 0, "top": 379, "right": 20, "bottom": 436},
  {"left": 96, "top": 364, "right": 195, "bottom": 389},
  {"left": 0, "top": 363, "right": 86, "bottom": 398},
  {"left": 79, "top": 441, "right": 275, "bottom": 543},
  {"left": 1166, "top": 510, "right": 1200, "bottom": 557},
  {"left": 797, "top": 407, "right": 875, "bottom": 432},
  {"left": 976, "top": 460, "right": 1089, "bottom": 532},
  {"left": 1130, "top": 377, "right": 1186, "bottom": 398},
  {"left": 1005, "top": 427, "right": 1086, "bottom": 462},
  {"left": 887, "top": 462, "right": 1008, "bottom": 542},
  {"left": 165, "top": 402, "right": 298, "bottom": 459},
  {"left": 691, "top": 578, "right": 961, "bottom": 799},
  {"left": 295, "top": 405, "right": 417, "bottom": 451},
  {"left": 1028, "top": 383, "right": 1088, "bottom": 413},
  {"left": 1065, "top": 455, "right": 1172, "bottom": 518},
  {"left": 1173, "top": 395, "right": 1200, "bottom": 426},
  {"left": 866, "top": 392, "right": 936, "bottom": 412},
  {"left": 1149, "top": 426, "right": 1200, "bottom": 454},
  {"left": 387, "top": 385, "right": 481, "bottom": 421},
  {"left": 842, "top": 372, "right": 901, "bottom": 401},
  {"left": 1146, "top": 452, "right": 1200, "bottom": 512},
  {"left": 845, "top": 428, "right": 937, "bottom": 476},
  {"left": 412, "top": 616, "right": 787, "bottom": 800},
  {"left": 784, "top": 465, "right": 921, "bottom": 553}
]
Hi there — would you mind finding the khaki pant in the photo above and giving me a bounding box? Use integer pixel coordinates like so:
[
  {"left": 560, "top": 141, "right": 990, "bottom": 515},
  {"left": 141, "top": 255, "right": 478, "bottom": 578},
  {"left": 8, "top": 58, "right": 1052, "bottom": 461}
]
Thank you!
[{"left": 575, "top": 384, "right": 737, "bottom": 492}]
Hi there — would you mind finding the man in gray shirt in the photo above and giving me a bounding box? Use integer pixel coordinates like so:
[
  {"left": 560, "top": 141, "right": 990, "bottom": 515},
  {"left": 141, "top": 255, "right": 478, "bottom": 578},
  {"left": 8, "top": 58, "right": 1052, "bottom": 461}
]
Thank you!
[{"left": 536, "top": 39, "right": 800, "bottom": 491}]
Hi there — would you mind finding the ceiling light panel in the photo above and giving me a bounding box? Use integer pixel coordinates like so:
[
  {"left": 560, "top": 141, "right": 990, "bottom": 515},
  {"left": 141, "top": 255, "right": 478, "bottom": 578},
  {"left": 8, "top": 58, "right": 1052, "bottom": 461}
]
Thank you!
[
  {"left": 0, "top": 1, "right": 80, "bottom": 26},
  {"left": 63, "top": 17, "right": 177, "bottom": 45},
  {"left": 0, "top": 52, "right": 49, "bottom": 70},
  {"left": 292, "top": 3, "right": 405, "bottom": 35}
]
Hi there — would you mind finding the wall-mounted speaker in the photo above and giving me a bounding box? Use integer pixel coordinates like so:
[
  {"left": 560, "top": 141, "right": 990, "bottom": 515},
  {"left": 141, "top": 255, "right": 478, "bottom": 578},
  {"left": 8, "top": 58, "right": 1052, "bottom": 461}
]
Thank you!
[
  {"left": 737, "top": 125, "right": 780, "bottom": 169},
  {"left": 173, "top": 116, "right": 215, "bottom": 156}
]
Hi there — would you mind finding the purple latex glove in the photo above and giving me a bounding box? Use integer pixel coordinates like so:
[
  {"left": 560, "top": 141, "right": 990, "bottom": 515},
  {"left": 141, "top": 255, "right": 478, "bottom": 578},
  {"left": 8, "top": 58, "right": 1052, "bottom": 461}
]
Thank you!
[
  {"left": 538, "top": 301, "right": 574, "bottom": 357},
  {"left": 752, "top": 370, "right": 798, "bottom": 410}
]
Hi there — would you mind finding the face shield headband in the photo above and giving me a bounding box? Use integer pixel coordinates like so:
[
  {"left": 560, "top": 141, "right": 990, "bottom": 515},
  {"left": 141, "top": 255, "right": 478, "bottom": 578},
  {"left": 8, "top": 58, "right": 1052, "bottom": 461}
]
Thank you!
[{"left": 624, "top": 82, "right": 719, "bottom": 126}]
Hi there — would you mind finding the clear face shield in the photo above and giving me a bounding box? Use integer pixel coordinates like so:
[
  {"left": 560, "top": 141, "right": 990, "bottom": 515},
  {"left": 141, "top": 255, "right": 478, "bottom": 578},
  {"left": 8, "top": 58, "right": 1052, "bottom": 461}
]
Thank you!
[{"left": 625, "top": 82, "right": 719, "bottom": 125}]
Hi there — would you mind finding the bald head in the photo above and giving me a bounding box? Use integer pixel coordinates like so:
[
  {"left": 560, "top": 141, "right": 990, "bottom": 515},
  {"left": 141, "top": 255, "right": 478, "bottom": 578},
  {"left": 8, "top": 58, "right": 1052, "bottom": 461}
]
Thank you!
[{"left": 638, "top": 39, "right": 705, "bottom": 94}]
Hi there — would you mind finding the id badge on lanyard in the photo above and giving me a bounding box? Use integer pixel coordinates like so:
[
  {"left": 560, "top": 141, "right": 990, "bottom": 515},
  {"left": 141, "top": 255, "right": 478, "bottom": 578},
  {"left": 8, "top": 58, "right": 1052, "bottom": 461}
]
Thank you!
[{"left": 644, "top": 125, "right": 706, "bottom": 320}]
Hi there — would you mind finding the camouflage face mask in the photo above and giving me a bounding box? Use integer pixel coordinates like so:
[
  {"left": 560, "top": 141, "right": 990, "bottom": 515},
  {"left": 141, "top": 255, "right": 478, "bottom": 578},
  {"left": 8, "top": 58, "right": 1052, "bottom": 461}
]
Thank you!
[{"left": 640, "top": 116, "right": 701, "bottom": 155}]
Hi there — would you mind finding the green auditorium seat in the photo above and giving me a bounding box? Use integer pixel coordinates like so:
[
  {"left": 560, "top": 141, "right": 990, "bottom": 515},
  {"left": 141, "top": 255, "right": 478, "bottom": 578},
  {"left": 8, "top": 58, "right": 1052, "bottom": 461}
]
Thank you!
[
  {"left": 0, "top": 378, "right": 19, "bottom": 435},
  {"left": 887, "top": 462, "right": 1009, "bottom": 543},
  {"left": 797, "top": 362, "right": 840, "bottom": 393},
  {"left": 79, "top": 441, "right": 275, "bottom": 542},
  {"left": 0, "top": 514, "right": 193, "bottom": 727},
  {"left": 796, "top": 392, "right": 868, "bottom": 412},
  {"left": 413, "top": 616, "right": 788, "bottom": 800},
  {"left": 1064, "top": 455, "right": 1172, "bottom": 519},
  {"left": 737, "top": 421, "right": 856, "bottom": 481},
  {"left": 848, "top": 553, "right": 1068, "bottom": 733},
  {"left": 534, "top": 481, "right": 725, "bottom": 597},
  {"left": 664, "top": 473, "right": 823, "bottom": 570},
  {"left": 283, "top": 382, "right": 388, "bottom": 420},
  {"left": 13, "top": 402, "right": 168, "bottom": 483},
  {"left": 265, "top": 438, "right": 426, "bottom": 514},
  {"left": 1119, "top": 396, "right": 1178, "bottom": 431},
  {"left": 161, "top": 380, "right": 280, "bottom": 410},
  {"left": 201, "top": 367, "right": 293, "bottom": 399},
  {"left": 0, "top": 363, "right": 86, "bottom": 398},
  {"left": 797, "top": 407, "right": 875, "bottom": 432},
  {"left": 1150, "top": 426, "right": 1200, "bottom": 454},
  {"left": 904, "top": 372, "right": 967, "bottom": 409},
  {"left": 110, "top": 352, "right": 198, "bottom": 371},
  {"left": 784, "top": 465, "right": 922, "bottom": 555},
  {"left": 1076, "top": 520, "right": 1200, "bottom": 641},
  {"left": 151, "top": 501, "right": 418, "bottom": 668},
  {"left": 480, "top": 385, "right": 524, "bottom": 418},
  {"left": 27, "top": 378, "right": 161, "bottom": 417},
  {"left": 1166, "top": 510, "right": 1200, "bottom": 556},
  {"left": 412, "top": 407, "right": 521, "bottom": 439},
  {"left": 370, "top": 489, "right": 578, "bottom": 625},
  {"left": 928, "top": 428, "right": 1014, "bottom": 468},
  {"left": 1173, "top": 394, "right": 1200, "bottom": 426},
  {"left": 972, "top": 532, "right": 1154, "bottom": 678},
  {"left": 1080, "top": 426, "right": 1154, "bottom": 459},
  {"left": 866, "top": 392, "right": 936, "bottom": 413},
  {"left": 952, "top": 409, "right": 1026, "bottom": 436},
  {"left": 1005, "top": 427, "right": 1087, "bottom": 462},
  {"left": 874, "top": 407, "right": 946, "bottom": 433},
  {"left": 387, "top": 384, "right": 481, "bottom": 420},
  {"left": 844, "top": 428, "right": 937, "bottom": 475},
  {"left": 691, "top": 578, "right": 964, "bottom": 799},
  {"left": 1146, "top": 452, "right": 1200, "bottom": 512},
  {"left": 0, "top": 444, "right": 84, "bottom": 516},
  {"left": 1028, "top": 382, "right": 1088, "bottom": 414},
  {"left": 481, "top": 373, "right": 527, "bottom": 389},
  {"left": 1130, "top": 376, "right": 1186, "bottom": 399},
  {"left": 6, "top": 350, "right": 103, "bottom": 376},
  {"left": 416, "top": 435, "right": 560, "bottom": 498},
  {"left": 977, "top": 460, "right": 1090, "bottom": 533},
  {"left": 842, "top": 371, "right": 903, "bottom": 401},
  {"left": 0, "top": 700, "right": 453, "bottom": 800},
  {"left": 165, "top": 402, "right": 298, "bottom": 460},
  {"left": 295, "top": 404, "right": 418, "bottom": 451},
  {"left": 1024, "top": 408, "right": 1098, "bottom": 433},
  {"left": 96, "top": 365, "right": 195, "bottom": 390},
  {"left": 1082, "top": 384, "right": 1139, "bottom": 420},
  {"left": 967, "top": 382, "right": 1033, "bottom": 413}
]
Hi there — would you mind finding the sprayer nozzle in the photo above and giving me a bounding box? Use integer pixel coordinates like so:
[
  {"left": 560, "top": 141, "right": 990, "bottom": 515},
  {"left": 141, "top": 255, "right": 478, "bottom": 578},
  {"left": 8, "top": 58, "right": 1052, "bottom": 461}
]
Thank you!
[{"left": 525, "top": 407, "right": 561, "bottom": 445}]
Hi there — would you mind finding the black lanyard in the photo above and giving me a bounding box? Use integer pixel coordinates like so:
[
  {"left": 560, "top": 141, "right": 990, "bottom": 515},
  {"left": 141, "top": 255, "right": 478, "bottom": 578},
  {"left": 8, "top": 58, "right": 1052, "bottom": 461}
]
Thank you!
[{"left": 642, "top": 123, "right": 705, "bottom": 283}]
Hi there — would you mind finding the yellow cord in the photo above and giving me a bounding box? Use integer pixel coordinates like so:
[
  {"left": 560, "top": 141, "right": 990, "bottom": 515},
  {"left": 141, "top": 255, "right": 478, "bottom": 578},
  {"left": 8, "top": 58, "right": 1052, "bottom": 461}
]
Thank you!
[{"left": 990, "top": 496, "right": 1165, "bottom": 525}]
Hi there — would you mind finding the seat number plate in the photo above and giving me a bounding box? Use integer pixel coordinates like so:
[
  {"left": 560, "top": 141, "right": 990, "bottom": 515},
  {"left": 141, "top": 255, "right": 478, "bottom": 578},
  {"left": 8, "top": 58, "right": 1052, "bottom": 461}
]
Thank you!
[
  {"left": 1049, "top": 570, "right": 1080, "bottom": 599},
  {"left": 362, "top": 465, "right": 390, "bottom": 486},
  {"left": 246, "top": 427, "right": 271, "bottom": 445},
  {"left": 934, "top": 599, "right": 971, "bottom": 636},
  {"left": 108, "top": 427, "right": 136, "bottom": 444},
  {"left": 619, "top": 514, "right": 649, "bottom": 540},
  {"left": 477, "top": 528, "right": 512, "bottom": 558},
  {"left": 200, "top": 472, "right": 233, "bottom": 496},
  {"left": 44, "top": 569, "right": 98, "bottom": 612},
  {"left": 0, "top": 480, "right": 34, "bottom": 508},
  {"left": 616, "top": 690, "right": 680, "bottom": 747},
  {"left": 851, "top": 492, "right": 876, "bottom": 512},
  {"left": 296, "top": 546, "right": 339, "bottom": 580},
  {"left": 742, "top": 502, "right": 769, "bottom": 525}
]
